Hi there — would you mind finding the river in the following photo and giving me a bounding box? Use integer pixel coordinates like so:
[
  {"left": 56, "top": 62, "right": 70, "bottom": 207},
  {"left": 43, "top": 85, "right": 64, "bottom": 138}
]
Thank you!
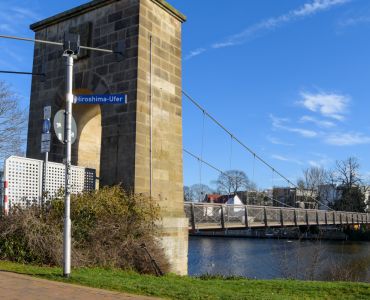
[{"left": 188, "top": 236, "right": 370, "bottom": 282}]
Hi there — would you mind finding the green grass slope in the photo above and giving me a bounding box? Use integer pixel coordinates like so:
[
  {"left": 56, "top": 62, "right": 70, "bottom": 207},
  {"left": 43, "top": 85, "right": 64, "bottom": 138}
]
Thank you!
[{"left": 0, "top": 261, "right": 369, "bottom": 300}]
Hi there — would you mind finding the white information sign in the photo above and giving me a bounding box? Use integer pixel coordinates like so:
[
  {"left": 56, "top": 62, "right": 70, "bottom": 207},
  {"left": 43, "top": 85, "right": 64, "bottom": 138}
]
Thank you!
[
  {"left": 41, "top": 140, "right": 51, "bottom": 153},
  {"left": 44, "top": 106, "right": 51, "bottom": 119}
]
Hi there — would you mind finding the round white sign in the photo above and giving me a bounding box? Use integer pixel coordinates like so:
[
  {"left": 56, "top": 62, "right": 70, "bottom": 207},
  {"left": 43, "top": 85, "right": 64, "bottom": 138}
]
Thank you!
[{"left": 53, "top": 110, "right": 77, "bottom": 144}]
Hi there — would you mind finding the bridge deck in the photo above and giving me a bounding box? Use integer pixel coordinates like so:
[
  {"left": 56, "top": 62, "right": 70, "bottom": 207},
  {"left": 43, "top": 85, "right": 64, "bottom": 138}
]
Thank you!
[{"left": 184, "top": 202, "right": 370, "bottom": 230}]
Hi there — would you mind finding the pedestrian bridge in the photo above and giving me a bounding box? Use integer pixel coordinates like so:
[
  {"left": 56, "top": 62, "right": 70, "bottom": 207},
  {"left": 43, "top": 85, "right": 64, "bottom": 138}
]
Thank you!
[{"left": 184, "top": 202, "right": 370, "bottom": 230}]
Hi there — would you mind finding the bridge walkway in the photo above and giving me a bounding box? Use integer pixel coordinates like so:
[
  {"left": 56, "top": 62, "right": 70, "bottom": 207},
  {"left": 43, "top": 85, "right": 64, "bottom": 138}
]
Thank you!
[{"left": 184, "top": 202, "right": 370, "bottom": 230}]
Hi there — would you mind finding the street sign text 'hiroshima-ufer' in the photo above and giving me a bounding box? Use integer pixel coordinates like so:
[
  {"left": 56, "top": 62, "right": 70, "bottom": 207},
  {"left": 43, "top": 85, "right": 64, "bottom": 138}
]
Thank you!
[{"left": 74, "top": 94, "right": 127, "bottom": 104}]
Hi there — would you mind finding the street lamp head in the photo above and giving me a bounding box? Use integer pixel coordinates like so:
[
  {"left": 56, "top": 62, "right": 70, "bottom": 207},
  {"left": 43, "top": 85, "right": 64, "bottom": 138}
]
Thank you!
[{"left": 63, "top": 32, "right": 80, "bottom": 56}]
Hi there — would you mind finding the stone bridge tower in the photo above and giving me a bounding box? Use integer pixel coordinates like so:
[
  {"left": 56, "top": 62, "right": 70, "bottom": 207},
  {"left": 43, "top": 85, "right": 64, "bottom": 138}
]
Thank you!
[{"left": 27, "top": 0, "right": 188, "bottom": 274}]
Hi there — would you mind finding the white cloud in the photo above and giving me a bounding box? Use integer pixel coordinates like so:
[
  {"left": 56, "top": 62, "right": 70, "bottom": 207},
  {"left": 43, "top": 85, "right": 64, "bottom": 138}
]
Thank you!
[
  {"left": 270, "top": 114, "right": 318, "bottom": 138},
  {"left": 308, "top": 160, "right": 328, "bottom": 167},
  {"left": 11, "top": 7, "right": 40, "bottom": 20},
  {"left": 300, "top": 115, "right": 336, "bottom": 128},
  {"left": 272, "top": 154, "right": 303, "bottom": 165},
  {"left": 185, "top": 48, "right": 206, "bottom": 60},
  {"left": 298, "top": 91, "right": 349, "bottom": 120},
  {"left": 338, "top": 16, "right": 370, "bottom": 27},
  {"left": 293, "top": 0, "right": 350, "bottom": 16},
  {"left": 0, "top": 23, "right": 16, "bottom": 34},
  {"left": 289, "top": 127, "right": 318, "bottom": 137},
  {"left": 308, "top": 153, "right": 332, "bottom": 167},
  {"left": 325, "top": 132, "right": 370, "bottom": 146},
  {"left": 267, "top": 136, "right": 294, "bottom": 146},
  {"left": 212, "top": 0, "right": 350, "bottom": 49},
  {"left": 185, "top": 0, "right": 350, "bottom": 59},
  {"left": 0, "top": 6, "right": 41, "bottom": 35}
]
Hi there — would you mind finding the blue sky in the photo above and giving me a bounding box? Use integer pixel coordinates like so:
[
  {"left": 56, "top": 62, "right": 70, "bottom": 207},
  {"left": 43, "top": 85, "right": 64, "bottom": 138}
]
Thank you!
[{"left": 1, "top": 0, "right": 370, "bottom": 190}]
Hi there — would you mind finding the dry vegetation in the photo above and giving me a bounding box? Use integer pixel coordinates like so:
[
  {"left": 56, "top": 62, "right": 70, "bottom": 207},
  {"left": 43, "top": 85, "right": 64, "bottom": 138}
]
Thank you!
[{"left": 0, "top": 186, "right": 169, "bottom": 274}]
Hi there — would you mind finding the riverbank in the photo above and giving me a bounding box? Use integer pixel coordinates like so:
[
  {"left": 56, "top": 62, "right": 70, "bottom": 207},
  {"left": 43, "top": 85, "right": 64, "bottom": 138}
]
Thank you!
[
  {"left": 190, "top": 226, "right": 370, "bottom": 241},
  {"left": 0, "top": 261, "right": 369, "bottom": 299}
]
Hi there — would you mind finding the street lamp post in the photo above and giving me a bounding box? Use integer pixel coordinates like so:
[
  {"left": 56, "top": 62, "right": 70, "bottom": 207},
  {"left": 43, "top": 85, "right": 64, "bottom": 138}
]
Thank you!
[
  {"left": 62, "top": 33, "right": 80, "bottom": 277},
  {"left": 0, "top": 33, "right": 123, "bottom": 278}
]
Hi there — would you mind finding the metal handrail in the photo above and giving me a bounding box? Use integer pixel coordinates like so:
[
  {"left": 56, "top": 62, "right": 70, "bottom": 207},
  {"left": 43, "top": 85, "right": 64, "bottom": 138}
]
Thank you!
[{"left": 184, "top": 202, "right": 370, "bottom": 229}]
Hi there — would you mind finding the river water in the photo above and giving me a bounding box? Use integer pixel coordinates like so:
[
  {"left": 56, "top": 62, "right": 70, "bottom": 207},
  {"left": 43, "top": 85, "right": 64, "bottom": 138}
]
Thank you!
[{"left": 188, "top": 236, "right": 370, "bottom": 282}]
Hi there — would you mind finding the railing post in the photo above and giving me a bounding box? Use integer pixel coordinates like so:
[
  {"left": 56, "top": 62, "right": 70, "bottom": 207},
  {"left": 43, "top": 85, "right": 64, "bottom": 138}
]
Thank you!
[
  {"left": 244, "top": 205, "right": 249, "bottom": 228},
  {"left": 340, "top": 212, "right": 343, "bottom": 225},
  {"left": 221, "top": 205, "right": 225, "bottom": 229},
  {"left": 357, "top": 213, "right": 359, "bottom": 224},
  {"left": 316, "top": 210, "right": 319, "bottom": 225},
  {"left": 190, "top": 203, "right": 196, "bottom": 231},
  {"left": 346, "top": 213, "right": 349, "bottom": 225},
  {"left": 352, "top": 214, "right": 354, "bottom": 225},
  {"left": 305, "top": 210, "right": 309, "bottom": 226},
  {"left": 325, "top": 211, "right": 328, "bottom": 226},
  {"left": 264, "top": 207, "right": 268, "bottom": 227},
  {"left": 294, "top": 209, "right": 297, "bottom": 226},
  {"left": 333, "top": 212, "right": 336, "bottom": 225},
  {"left": 280, "top": 208, "right": 284, "bottom": 227}
]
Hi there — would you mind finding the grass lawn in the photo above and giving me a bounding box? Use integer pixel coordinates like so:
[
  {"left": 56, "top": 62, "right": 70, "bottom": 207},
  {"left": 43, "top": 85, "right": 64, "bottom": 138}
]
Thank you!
[{"left": 0, "top": 260, "right": 369, "bottom": 300}]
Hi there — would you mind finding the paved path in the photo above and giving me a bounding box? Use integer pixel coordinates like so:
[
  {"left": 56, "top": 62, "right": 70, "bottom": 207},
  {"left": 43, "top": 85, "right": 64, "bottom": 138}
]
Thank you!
[{"left": 0, "top": 271, "right": 161, "bottom": 300}]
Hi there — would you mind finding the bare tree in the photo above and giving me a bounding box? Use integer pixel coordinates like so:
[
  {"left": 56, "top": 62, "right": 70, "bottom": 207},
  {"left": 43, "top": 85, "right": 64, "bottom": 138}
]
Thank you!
[
  {"left": 214, "top": 170, "right": 255, "bottom": 195},
  {"left": 183, "top": 186, "right": 193, "bottom": 202},
  {"left": 0, "top": 81, "right": 27, "bottom": 164},
  {"left": 189, "top": 184, "right": 213, "bottom": 202},
  {"left": 319, "top": 169, "right": 338, "bottom": 208},
  {"left": 335, "top": 157, "right": 362, "bottom": 188},
  {"left": 333, "top": 157, "right": 366, "bottom": 212},
  {"left": 297, "top": 167, "right": 328, "bottom": 208}
]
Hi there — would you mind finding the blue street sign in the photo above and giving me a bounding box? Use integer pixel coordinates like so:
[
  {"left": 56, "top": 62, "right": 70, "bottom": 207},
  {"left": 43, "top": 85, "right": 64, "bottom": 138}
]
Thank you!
[
  {"left": 42, "top": 119, "right": 51, "bottom": 134},
  {"left": 74, "top": 94, "right": 127, "bottom": 104}
]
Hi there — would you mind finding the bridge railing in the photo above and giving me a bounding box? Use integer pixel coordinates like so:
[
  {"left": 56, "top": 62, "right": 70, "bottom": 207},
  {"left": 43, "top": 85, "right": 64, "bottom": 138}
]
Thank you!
[{"left": 184, "top": 202, "right": 370, "bottom": 230}]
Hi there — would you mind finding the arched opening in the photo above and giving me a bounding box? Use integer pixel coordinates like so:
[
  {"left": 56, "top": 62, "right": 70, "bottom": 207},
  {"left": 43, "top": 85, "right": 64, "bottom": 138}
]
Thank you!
[
  {"left": 54, "top": 72, "right": 110, "bottom": 187},
  {"left": 73, "top": 88, "right": 102, "bottom": 184}
]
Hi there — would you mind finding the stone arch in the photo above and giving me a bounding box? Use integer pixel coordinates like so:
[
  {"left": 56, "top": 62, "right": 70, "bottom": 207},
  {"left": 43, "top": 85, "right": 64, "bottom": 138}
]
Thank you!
[
  {"left": 73, "top": 89, "right": 102, "bottom": 179},
  {"left": 54, "top": 72, "right": 111, "bottom": 179}
]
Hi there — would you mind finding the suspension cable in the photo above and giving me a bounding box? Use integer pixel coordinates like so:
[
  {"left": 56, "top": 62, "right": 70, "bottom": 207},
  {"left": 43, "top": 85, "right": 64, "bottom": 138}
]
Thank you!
[
  {"left": 183, "top": 91, "right": 295, "bottom": 186},
  {"left": 183, "top": 148, "right": 295, "bottom": 208},
  {"left": 182, "top": 91, "right": 333, "bottom": 211},
  {"left": 252, "top": 154, "right": 256, "bottom": 185},
  {"left": 199, "top": 111, "right": 206, "bottom": 201}
]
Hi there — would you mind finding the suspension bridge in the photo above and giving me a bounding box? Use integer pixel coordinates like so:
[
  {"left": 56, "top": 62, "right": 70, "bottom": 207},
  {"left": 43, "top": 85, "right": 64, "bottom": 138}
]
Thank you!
[
  {"left": 184, "top": 202, "right": 370, "bottom": 230},
  {"left": 181, "top": 91, "right": 370, "bottom": 231},
  {"left": 3, "top": 0, "right": 367, "bottom": 275}
]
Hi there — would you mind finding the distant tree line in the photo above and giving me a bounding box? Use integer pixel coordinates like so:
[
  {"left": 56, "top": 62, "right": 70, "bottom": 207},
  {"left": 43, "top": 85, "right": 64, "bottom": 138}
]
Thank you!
[
  {"left": 184, "top": 157, "right": 369, "bottom": 213},
  {"left": 297, "top": 157, "right": 367, "bottom": 212},
  {"left": 0, "top": 81, "right": 27, "bottom": 164},
  {"left": 184, "top": 169, "right": 255, "bottom": 202}
]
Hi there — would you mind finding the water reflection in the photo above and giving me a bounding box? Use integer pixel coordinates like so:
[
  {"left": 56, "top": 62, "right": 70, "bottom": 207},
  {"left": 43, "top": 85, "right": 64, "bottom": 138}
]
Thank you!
[{"left": 188, "top": 236, "right": 370, "bottom": 282}]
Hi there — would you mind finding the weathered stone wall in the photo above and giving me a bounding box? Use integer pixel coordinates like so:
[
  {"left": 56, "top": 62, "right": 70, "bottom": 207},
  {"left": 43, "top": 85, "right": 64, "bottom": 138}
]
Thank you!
[
  {"left": 27, "top": 0, "right": 188, "bottom": 275},
  {"left": 136, "top": 0, "right": 187, "bottom": 274},
  {"left": 28, "top": 0, "right": 141, "bottom": 188}
]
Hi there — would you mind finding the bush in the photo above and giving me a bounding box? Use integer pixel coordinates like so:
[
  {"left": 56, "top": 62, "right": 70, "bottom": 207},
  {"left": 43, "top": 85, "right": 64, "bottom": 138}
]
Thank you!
[{"left": 0, "top": 186, "right": 169, "bottom": 274}]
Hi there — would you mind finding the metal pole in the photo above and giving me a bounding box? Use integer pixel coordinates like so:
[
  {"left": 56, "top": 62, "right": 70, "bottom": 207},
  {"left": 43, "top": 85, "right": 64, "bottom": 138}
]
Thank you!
[
  {"left": 42, "top": 152, "right": 48, "bottom": 207},
  {"left": 149, "top": 35, "right": 153, "bottom": 198},
  {"left": 63, "top": 54, "right": 73, "bottom": 278}
]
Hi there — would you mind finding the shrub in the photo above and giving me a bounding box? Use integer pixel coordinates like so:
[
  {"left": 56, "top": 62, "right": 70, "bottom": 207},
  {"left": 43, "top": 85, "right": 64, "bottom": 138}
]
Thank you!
[{"left": 0, "top": 186, "right": 169, "bottom": 274}]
